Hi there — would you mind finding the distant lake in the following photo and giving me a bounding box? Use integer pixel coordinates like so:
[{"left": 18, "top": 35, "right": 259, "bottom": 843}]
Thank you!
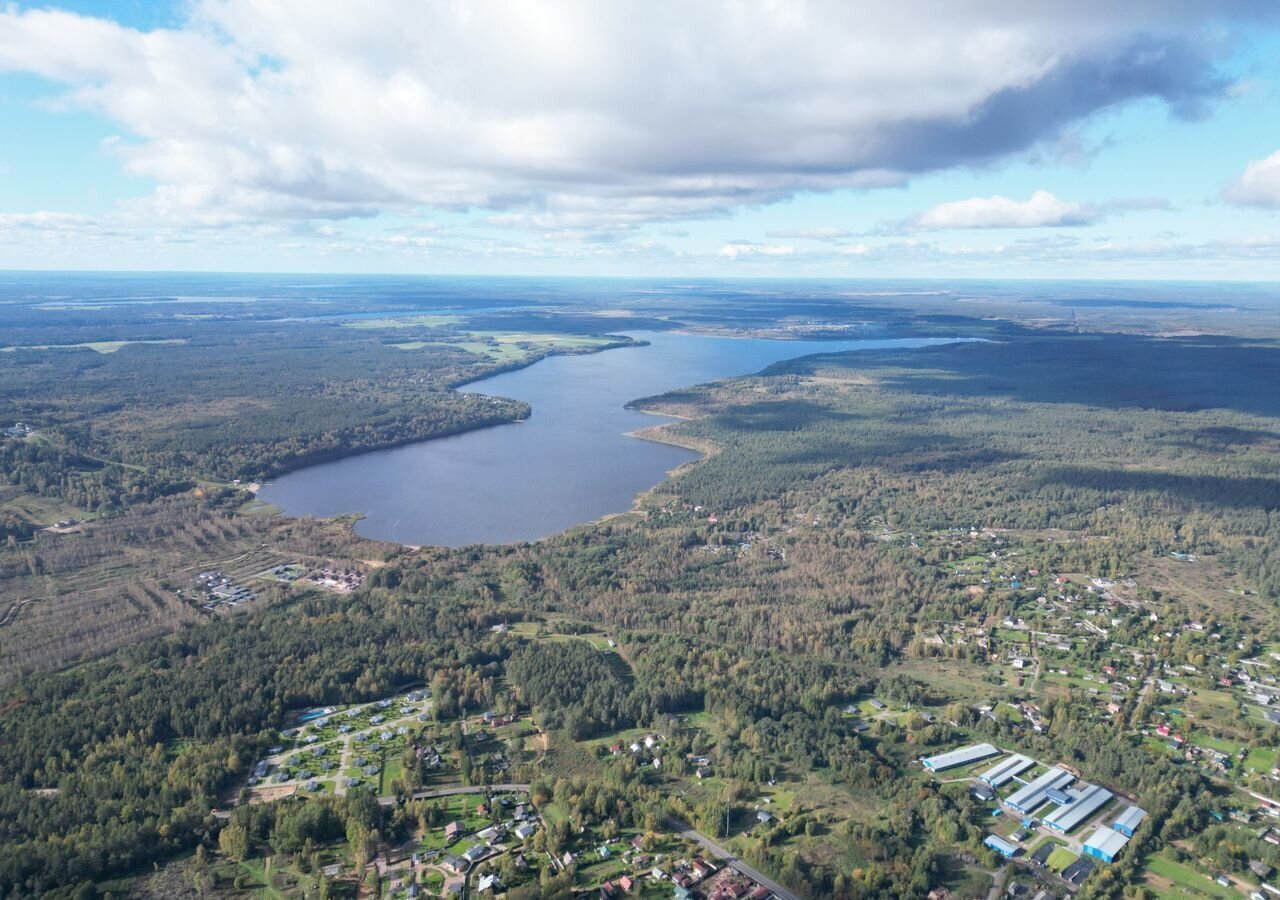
[{"left": 259, "top": 332, "right": 954, "bottom": 546}]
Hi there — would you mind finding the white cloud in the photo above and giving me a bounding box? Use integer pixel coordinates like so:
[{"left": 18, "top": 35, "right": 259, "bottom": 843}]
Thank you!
[
  {"left": 766, "top": 227, "right": 853, "bottom": 242},
  {"left": 0, "top": 1, "right": 1261, "bottom": 233},
  {"left": 914, "top": 190, "right": 1099, "bottom": 229},
  {"left": 719, "top": 241, "right": 796, "bottom": 259},
  {"left": 1224, "top": 149, "right": 1280, "bottom": 208},
  {"left": 0, "top": 211, "right": 95, "bottom": 230}
]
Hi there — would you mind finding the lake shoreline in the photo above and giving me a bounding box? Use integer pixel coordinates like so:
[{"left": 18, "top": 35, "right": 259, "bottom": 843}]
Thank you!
[
  {"left": 253, "top": 334, "right": 645, "bottom": 490},
  {"left": 260, "top": 332, "right": 957, "bottom": 546}
]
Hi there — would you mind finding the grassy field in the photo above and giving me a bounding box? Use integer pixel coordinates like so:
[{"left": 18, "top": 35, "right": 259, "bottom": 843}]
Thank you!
[
  {"left": 893, "top": 657, "right": 1019, "bottom": 701},
  {"left": 1188, "top": 731, "right": 1244, "bottom": 755},
  {"left": 0, "top": 486, "right": 88, "bottom": 526},
  {"left": 344, "top": 314, "right": 464, "bottom": 329},
  {"left": 389, "top": 331, "right": 618, "bottom": 363},
  {"left": 470, "top": 331, "right": 611, "bottom": 347},
  {"left": 1245, "top": 746, "right": 1277, "bottom": 773},
  {"left": 235, "top": 858, "right": 285, "bottom": 899},
  {"left": 378, "top": 751, "right": 404, "bottom": 794},
  {"left": 389, "top": 339, "right": 527, "bottom": 362},
  {"left": 1138, "top": 554, "right": 1280, "bottom": 630},
  {"left": 1046, "top": 847, "right": 1079, "bottom": 872},
  {"left": 1142, "top": 851, "right": 1237, "bottom": 899},
  {"left": 512, "top": 621, "right": 620, "bottom": 654}
]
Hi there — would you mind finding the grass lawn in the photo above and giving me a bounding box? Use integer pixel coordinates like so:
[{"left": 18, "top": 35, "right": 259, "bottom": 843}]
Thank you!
[
  {"left": 575, "top": 853, "right": 630, "bottom": 887},
  {"left": 684, "top": 711, "right": 716, "bottom": 730},
  {"left": 857, "top": 699, "right": 892, "bottom": 716},
  {"left": 994, "top": 628, "right": 1031, "bottom": 644},
  {"left": 430, "top": 793, "right": 492, "bottom": 832},
  {"left": 998, "top": 702, "right": 1025, "bottom": 722},
  {"left": 757, "top": 784, "right": 798, "bottom": 815},
  {"left": 379, "top": 752, "right": 405, "bottom": 794},
  {"left": 1046, "top": 847, "right": 1078, "bottom": 872},
  {"left": 1142, "top": 851, "right": 1237, "bottom": 899},
  {"left": 419, "top": 827, "right": 451, "bottom": 852},
  {"left": 1188, "top": 731, "right": 1244, "bottom": 755},
  {"left": 235, "top": 858, "right": 287, "bottom": 899},
  {"left": 1042, "top": 671, "right": 1102, "bottom": 693},
  {"left": 1187, "top": 688, "right": 1242, "bottom": 716},
  {"left": 1245, "top": 746, "right": 1278, "bottom": 773},
  {"left": 582, "top": 725, "right": 651, "bottom": 750},
  {"left": 540, "top": 800, "right": 570, "bottom": 826}
]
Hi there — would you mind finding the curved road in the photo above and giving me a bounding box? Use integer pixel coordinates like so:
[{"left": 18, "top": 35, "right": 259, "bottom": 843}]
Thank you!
[
  {"left": 986, "top": 864, "right": 1010, "bottom": 900},
  {"left": 667, "top": 817, "right": 802, "bottom": 900}
]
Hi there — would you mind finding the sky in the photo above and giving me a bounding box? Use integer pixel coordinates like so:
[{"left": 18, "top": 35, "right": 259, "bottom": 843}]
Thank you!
[{"left": 2, "top": 1, "right": 1280, "bottom": 278}]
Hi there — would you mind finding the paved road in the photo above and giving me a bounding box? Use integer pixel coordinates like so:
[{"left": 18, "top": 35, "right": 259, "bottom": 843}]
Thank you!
[
  {"left": 378, "top": 783, "right": 532, "bottom": 806},
  {"left": 667, "top": 817, "right": 802, "bottom": 900},
  {"left": 985, "top": 863, "right": 1009, "bottom": 900}
]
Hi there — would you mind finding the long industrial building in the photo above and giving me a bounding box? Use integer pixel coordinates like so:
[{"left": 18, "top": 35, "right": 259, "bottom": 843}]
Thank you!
[
  {"left": 1005, "top": 767, "right": 1074, "bottom": 814},
  {"left": 1043, "top": 782, "right": 1114, "bottom": 833},
  {"left": 922, "top": 742, "right": 1000, "bottom": 773},
  {"left": 984, "top": 834, "right": 1020, "bottom": 858},
  {"left": 1083, "top": 825, "right": 1130, "bottom": 864},
  {"left": 978, "top": 753, "right": 1034, "bottom": 787}
]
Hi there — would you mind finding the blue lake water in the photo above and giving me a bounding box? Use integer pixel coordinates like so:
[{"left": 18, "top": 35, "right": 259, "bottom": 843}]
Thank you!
[{"left": 259, "top": 331, "right": 954, "bottom": 546}]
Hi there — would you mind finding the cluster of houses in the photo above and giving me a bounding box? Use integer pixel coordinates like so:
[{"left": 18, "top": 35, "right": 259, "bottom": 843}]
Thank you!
[
  {"left": 690, "top": 754, "right": 715, "bottom": 780},
  {"left": 609, "top": 733, "right": 664, "bottom": 769},
  {"left": 674, "top": 865, "right": 774, "bottom": 900},
  {"left": 1167, "top": 734, "right": 1240, "bottom": 773},
  {"left": 268, "top": 564, "right": 302, "bottom": 582},
  {"left": 3, "top": 422, "right": 34, "bottom": 439},
  {"left": 594, "top": 847, "right": 775, "bottom": 900},
  {"left": 246, "top": 759, "right": 272, "bottom": 786},
  {"left": 924, "top": 742, "right": 1145, "bottom": 880},
  {"left": 436, "top": 797, "right": 540, "bottom": 880},
  {"left": 481, "top": 709, "right": 516, "bottom": 728},
  {"left": 195, "top": 570, "right": 256, "bottom": 610},
  {"left": 598, "top": 874, "right": 636, "bottom": 897},
  {"left": 665, "top": 857, "right": 719, "bottom": 893},
  {"left": 305, "top": 567, "right": 364, "bottom": 592}
]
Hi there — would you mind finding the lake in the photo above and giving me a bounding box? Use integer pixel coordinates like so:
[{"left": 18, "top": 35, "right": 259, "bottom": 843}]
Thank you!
[{"left": 259, "top": 331, "right": 954, "bottom": 545}]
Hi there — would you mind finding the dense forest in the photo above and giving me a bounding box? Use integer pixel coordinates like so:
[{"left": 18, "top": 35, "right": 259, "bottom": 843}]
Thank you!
[
  {"left": 636, "top": 330, "right": 1280, "bottom": 600},
  {"left": 0, "top": 325, "right": 534, "bottom": 485},
  {"left": 0, "top": 287, "right": 656, "bottom": 503}
]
